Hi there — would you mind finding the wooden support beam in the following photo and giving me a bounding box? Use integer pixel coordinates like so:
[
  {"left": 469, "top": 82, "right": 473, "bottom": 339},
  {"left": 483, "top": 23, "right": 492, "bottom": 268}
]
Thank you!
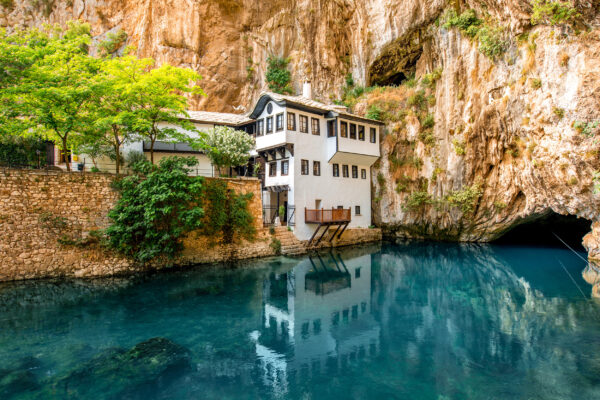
[
  {"left": 337, "top": 222, "right": 349, "bottom": 239},
  {"left": 307, "top": 224, "right": 322, "bottom": 247}
]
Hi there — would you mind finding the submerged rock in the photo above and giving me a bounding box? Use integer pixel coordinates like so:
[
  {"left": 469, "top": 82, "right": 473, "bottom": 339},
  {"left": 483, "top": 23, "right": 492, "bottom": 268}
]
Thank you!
[
  {"left": 0, "top": 370, "right": 39, "bottom": 398},
  {"left": 48, "top": 337, "right": 193, "bottom": 399}
]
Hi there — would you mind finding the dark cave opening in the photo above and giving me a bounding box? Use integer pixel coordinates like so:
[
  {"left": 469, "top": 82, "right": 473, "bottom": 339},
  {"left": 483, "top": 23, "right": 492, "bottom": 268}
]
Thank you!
[
  {"left": 375, "top": 71, "right": 408, "bottom": 87},
  {"left": 492, "top": 212, "right": 591, "bottom": 252}
]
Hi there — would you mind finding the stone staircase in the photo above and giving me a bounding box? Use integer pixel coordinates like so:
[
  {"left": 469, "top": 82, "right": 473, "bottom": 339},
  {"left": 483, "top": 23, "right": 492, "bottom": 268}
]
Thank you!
[{"left": 273, "top": 227, "right": 307, "bottom": 256}]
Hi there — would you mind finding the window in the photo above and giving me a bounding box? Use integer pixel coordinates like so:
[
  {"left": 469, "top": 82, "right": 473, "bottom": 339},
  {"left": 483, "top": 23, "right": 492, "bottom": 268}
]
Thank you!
[
  {"left": 313, "top": 161, "right": 321, "bottom": 176},
  {"left": 352, "top": 165, "right": 358, "bottom": 178},
  {"left": 267, "top": 103, "right": 273, "bottom": 114},
  {"left": 355, "top": 268, "right": 361, "bottom": 278},
  {"left": 342, "top": 164, "right": 349, "bottom": 178},
  {"left": 358, "top": 125, "right": 365, "bottom": 141},
  {"left": 361, "top": 168, "right": 367, "bottom": 179},
  {"left": 370, "top": 127, "right": 377, "bottom": 143},
  {"left": 266, "top": 116, "right": 273, "bottom": 134},
  {"left": 301, "top": 159, "right": 309, "bottom": 175},
  {"left": 269, "top": 162, "right": 277, "bottom": 176},
  {"left": 340, "top": 121, "right": 348, "bottom": 138},
  {"left": 281, "top": 160, "right": 289, "bottom": 175},
  {"left": 299, "top": 115, "right": 309, "bottom": 133},
  {"left": 327, "top": 120, "right": 335, "bottom": 137},
  {"left": 287, "top": 112, "right": 296, "bottom": 130},
  {"left": 349, "top": 123, "right": 357, "bottom": 139},
  {"left": 276, "top": 113, "right": 284, "bottom": 131},
  {"left": 332, "top": 163, "right": 339, "bottom": 177},
  {"left": 257, "top": 119, "right": 264, "bottom": 136},
  {"left": 355, "top": 205, "right": 361, "bottom": 215},
  {"left": 311, "top": 118, "right": 320, "bottom": 135}
]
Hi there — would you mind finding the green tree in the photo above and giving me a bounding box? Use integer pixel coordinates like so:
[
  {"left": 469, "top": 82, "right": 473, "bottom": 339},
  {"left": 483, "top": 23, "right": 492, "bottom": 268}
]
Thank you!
[
  {"left": 105, "top": 156, "right": 206, "bottom": 263},
  {"left": 125, "top": 63, "right": 205, "bottom": 164},
  {"left": 266, "top": 55, "right": 292, "bottom": 94},
  {"left": 195, "top": 125, "right": 255, "bottom": 176},
  {"left": 16, "top": 22, "right": 100, "bottom": 171}
]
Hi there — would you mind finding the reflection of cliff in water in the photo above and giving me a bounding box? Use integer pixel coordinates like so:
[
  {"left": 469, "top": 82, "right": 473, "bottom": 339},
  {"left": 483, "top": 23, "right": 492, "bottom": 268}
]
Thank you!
[{"left": 372, "top": 243, "right": 600, "bottom": 400}]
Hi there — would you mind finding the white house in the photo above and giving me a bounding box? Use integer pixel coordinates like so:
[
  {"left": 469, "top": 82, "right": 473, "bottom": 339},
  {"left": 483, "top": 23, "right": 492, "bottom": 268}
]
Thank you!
[{"left": 250, "top": 84, "right": 382, "bottom": 242}]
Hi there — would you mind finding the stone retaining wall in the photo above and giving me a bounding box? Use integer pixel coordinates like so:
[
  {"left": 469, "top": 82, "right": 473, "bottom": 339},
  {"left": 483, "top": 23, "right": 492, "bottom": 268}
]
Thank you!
[
  {"left": 0, "top": 168, "right": 383, "bottom": 282},
  {"left": 0, "top": 169, "right": 269, "bottom": 281}
]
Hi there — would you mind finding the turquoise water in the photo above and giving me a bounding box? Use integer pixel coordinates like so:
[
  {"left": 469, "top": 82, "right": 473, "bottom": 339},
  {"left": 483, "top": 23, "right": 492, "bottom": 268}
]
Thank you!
[{"left": 1, "top": 242, "right": 600, "bottom": 399}]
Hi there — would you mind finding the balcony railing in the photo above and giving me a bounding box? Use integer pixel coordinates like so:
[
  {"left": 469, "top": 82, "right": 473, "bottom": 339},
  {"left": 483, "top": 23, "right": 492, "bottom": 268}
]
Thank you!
[{"left": 305, "top": 208, "right": 351, "bottom": 224}]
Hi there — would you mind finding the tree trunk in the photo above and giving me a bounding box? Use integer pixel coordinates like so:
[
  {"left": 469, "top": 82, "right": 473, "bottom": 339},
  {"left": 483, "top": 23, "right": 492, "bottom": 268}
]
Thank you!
[
  {"left": 62, "top": 135, "right": 70, "bottom": 172},
  {"left": 150, "top": 137, "right": 155, "bottom": 164},
  {"left": 113, "top": 126, "right": 121, "bottom": 175}
]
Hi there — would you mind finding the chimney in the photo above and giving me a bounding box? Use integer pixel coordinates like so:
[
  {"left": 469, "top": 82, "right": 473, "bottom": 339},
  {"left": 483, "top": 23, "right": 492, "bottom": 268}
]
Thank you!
[{"left": 302, "top": 81, "right": 312, "bottom": 99}]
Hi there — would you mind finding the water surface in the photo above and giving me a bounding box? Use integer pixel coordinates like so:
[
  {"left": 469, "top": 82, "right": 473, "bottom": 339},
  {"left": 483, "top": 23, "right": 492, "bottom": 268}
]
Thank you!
[{"left": 1, "top": 242, "right": 599, "bottom": 399}]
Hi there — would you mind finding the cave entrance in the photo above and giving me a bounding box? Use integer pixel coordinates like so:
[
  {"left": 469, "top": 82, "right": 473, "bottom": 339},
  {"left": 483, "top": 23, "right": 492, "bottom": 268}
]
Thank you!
[
  {"left": 492, "top": 212, "right": 591, "bottom": 251},
  {"left": 367, "top": 32, "right": 423, "bottom": 87}
]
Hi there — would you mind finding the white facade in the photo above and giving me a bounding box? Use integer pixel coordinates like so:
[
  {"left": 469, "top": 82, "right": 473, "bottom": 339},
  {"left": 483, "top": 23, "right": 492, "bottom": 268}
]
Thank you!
[{"left": 253, "top": 93, "right": 381, "bottom": 241}]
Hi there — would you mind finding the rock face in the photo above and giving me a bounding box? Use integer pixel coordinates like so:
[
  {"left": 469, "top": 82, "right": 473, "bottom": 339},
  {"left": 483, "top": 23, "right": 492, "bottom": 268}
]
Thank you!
[{"left": 2, "top": 2, "right": 600, "bottom": 279}]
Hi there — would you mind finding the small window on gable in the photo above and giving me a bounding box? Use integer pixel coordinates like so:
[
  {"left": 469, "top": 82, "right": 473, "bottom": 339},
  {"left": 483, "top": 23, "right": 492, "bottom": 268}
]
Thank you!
[
  {"left": 267, "top": 103, "right": 273, "bottom": 114},
  {"left": 266, "top": 117, "right": 273, "bottom": 134},
  {"left": 276, "top": 113, "right": 284, "bottom": 131},
  {"left": 287, "top": 112, "right": 296, "bottom": 130},
  {"left": 340, "top": 121, "right": 348, "bottom": 138},
  {"left": 299, "top": 115, "right": 309, "bottom": 133},
  {"left": 370, "top": 127, "right": 377, "bottom": 143},
  {"left": 311, "top": 118, "right": 320, "bottom": 135},
  {"left": 349, "top": 123, "right": 357, "bottom": 139},
  {"left": 358, "top": 125, "right": 365, "bottom": 141}
]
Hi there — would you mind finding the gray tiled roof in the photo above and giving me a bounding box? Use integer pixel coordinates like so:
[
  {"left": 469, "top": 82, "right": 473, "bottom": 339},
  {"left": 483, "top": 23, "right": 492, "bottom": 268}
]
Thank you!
[{"left": 185, "top": 111, "right": 253, "bottom": 126}]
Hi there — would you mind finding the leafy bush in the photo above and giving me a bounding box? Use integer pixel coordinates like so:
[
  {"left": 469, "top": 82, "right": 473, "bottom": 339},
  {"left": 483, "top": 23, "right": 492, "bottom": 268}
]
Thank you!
[
  {"left": 452, "top": 139, "right": 466, "bottom": 155},
  {"left": 0, "top": 135, "right": 47, "bottom": 167},
  {"left": 477, "top": 25, "right": 507, "bottom": 58},
  {"left": 446, "top": 182, "right": 483, "bottom": 214},
  {"left": 266, "top": 55, "right": 292, "bottom": 94},
  {"left": 201, "top": 126, "right": 255, "bottom": 175},
  {"left": 270, "top": 237, "right": 282, "bottom": 255},
  {"left": 125, "top": 151, "right": 147, "bottom": 168},
  {"left": 443, "top": 9, "right": 506, "bottom": 58},
  {"left": 0, "top": 0, "right": 13, "bottom": 8},
  {"left": 201, "top": 179, "right": 256, "bottom": 244},
  {"left": 531, "top": 0, "right": 580, "bottom": 26},
  {"left": 421, "top": 114, "right": 435, "bottom": 129},
  {"left": 403, "top": 191, "right": 433, "bottom": 211},
  {"left": 531, "top": 78, "right": 542, "bottom": 89},
  {"left": 345, "top": 73, "right": 354, "bottom": 87},
  {"left": 553, "top": 107, "right": 565, "bottom": 119},
  {"left": 104, "top": 157, "right": 206, "bottom": 263},
  {"left": 573, "top": 120, "right": 599, "bottom": 137},
  {"left": 407, "top": 90, "right": 427, "bottom": 110},
  {"left": 420, "top": 68, "right": 443, "bottom": 88},
  {"left": 366, "top": 104, "right": 383, "bottom": 120},
  {"left": 99, "top": 29, "right": 128, "bottom": 55}
]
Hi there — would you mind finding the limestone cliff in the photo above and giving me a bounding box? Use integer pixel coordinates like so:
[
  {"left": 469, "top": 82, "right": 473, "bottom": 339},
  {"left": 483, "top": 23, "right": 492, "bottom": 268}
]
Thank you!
[{"left": 2, "top": 0, "right": 600, "bottom": 292}]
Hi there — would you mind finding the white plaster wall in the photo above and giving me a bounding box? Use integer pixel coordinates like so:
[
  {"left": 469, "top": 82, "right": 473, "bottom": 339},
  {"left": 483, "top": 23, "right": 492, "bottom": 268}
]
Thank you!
[{"left": 336, "top": 119, "right": 380, "bottom": 158}]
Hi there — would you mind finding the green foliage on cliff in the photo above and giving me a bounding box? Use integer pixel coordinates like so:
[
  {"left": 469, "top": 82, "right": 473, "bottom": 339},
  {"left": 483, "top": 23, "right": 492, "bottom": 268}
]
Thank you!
[
  {"left": 403, "top": 191, "right": 433, "bottom": 211},
  {"left": 98, "top": 29, "right": 128, "bottom": 55},
  {"left": 105, "top": 157, "right": 206, "bottom": 263},
  {"left": 446, "top": 182, "right": 483, "bottom": 214},
  {"left": 531, "top": 0, "right": 580, "bottom": 26},
  {"left": 443, "top": 9, "right": 507, "bottom": 59},
  {"left": 266, "top": 55, "right": 292, "bottom": 94}
]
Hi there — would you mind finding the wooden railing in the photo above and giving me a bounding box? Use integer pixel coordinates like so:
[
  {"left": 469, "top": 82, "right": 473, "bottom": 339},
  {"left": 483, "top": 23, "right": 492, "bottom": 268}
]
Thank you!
[{"left": 305, "top": 208, "right": 351, "bottom": 224}]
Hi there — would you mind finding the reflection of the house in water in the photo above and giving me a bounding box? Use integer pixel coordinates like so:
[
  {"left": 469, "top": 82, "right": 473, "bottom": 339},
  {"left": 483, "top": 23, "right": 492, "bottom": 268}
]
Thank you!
[{"left": 250, "top": 252, "right": 379, "bottom": 394}]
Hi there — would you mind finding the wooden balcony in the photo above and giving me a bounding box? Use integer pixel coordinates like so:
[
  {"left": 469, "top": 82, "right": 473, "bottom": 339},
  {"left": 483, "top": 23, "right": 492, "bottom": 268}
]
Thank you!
[{"left": 305, "top": 208, "right": 351, "bottom": 224}]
